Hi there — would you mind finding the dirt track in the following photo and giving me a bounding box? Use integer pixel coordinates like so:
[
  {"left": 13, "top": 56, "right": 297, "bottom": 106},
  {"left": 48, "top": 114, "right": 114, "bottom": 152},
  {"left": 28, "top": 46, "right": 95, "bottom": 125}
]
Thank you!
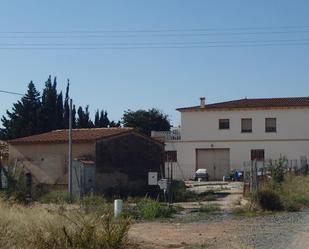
[{"left": 130, "top": 210, "right": 309, "bottom": 249}]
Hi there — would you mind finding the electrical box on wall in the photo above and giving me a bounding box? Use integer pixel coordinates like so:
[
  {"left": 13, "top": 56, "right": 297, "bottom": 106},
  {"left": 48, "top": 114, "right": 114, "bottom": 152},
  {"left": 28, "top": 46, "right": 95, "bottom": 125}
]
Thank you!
[{"left": 148, "top": 172, "right": 158, "bottom": 185}]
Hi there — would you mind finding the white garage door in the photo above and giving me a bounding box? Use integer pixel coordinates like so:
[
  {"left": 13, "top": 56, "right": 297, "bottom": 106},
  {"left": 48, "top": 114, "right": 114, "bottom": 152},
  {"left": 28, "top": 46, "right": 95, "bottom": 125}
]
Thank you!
[{"left": 196, "top": 149, "right": 230, "bottom": 180}]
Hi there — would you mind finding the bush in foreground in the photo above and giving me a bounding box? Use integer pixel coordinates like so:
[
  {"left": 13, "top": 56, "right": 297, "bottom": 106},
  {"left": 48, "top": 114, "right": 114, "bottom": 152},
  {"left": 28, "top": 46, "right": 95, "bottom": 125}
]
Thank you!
[
  {"left": 257, "top": 189, "right": 283, "bottom": 211},
  {"left": 253, "top": 176, "right": 309, "bottom": 212},
  {"left": 279, "top": 175, "right": 309, "bottom": 211},
  {"left": 0, "top": 199, "right": 131, "bottom": 249}
]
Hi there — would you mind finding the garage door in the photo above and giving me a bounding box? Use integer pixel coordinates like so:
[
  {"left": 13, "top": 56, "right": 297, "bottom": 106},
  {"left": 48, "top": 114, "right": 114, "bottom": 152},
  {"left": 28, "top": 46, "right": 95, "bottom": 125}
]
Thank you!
[{"left": 196, "top": 149, "right": 230, "bottom": 180}]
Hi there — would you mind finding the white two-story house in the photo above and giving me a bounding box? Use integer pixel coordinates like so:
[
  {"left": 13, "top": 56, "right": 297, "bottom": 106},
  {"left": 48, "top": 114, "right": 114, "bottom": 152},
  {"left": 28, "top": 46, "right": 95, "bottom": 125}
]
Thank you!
[{"left": 152, "top": 97, "right": 309, "bottom": 180}]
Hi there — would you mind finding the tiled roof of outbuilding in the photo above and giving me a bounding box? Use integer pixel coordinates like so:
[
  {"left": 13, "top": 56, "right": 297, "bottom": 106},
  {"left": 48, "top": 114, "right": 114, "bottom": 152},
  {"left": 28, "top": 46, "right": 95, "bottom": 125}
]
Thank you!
[
  {"left": 177, "top": 97, "right": 309, "bottom": 112},
  {"left": 8, "top": 128, "right": 134, "bottom": 144}
]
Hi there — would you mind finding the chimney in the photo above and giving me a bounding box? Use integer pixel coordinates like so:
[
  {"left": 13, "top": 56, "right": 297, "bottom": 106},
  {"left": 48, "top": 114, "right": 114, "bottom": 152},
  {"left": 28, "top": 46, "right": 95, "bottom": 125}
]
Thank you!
[{"left": 200, "top": 97, "right": 206, "bottom": 108}]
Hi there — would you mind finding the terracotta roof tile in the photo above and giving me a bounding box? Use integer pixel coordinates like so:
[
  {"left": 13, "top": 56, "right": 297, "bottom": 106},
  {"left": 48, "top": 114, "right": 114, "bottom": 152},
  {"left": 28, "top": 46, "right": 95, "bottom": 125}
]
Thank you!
[
  {"left": 8, "top": 128, "right": 134, "bottom": 145},
  {"left": 177, "top": 97, "right": 309, "bottom": 112}
]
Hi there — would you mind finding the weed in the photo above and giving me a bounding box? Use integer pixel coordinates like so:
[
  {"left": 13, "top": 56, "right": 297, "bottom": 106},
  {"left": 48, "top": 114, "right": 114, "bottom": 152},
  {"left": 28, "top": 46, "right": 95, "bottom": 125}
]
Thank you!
[{"left": 137, "top": 197, "right": 174, "bottom": 219}]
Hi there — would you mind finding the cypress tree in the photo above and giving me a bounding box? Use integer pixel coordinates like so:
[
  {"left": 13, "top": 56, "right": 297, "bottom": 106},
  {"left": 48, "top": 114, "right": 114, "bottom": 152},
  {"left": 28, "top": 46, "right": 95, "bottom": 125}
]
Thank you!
[
  {"left": 63, "top": 79, "right": 70, "bottom": 128},
  {"left": 99, "top": 110, "right": 110, "bottom": 127},
  {"left": 56, "top": 91, "right": 64, "bottom": 129},
  {"left": 40, "top": 76, "right": 58, "bottom": 132},
  {"left": 94, "top": 110, "right": 100, "bottom": 127},
  {"left": 72, "top": 104, "right": 77, "bottom": 129}
]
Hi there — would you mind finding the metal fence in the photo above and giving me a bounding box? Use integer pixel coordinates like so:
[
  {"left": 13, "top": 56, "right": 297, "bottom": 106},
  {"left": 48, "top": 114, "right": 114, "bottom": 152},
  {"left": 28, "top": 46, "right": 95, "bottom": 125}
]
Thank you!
[{"left": 243, "top": 158, "right": 309, "bottom": 195}]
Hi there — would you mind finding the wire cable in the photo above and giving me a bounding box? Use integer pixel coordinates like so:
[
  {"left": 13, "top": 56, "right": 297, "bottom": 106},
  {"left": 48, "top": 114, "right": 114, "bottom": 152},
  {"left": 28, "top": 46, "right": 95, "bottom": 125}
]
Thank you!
[
  {"left": 1, "top": 38, "right": 309, "bottom": 46},
  {"left": 0, "top": 90, "right": 24, "bottom": 96},
  {"left": 0, "top": 42, "right": 308, "bottom": 50},
  {"left": 1, "top": 25, "right": 309, "bottom": 33}
]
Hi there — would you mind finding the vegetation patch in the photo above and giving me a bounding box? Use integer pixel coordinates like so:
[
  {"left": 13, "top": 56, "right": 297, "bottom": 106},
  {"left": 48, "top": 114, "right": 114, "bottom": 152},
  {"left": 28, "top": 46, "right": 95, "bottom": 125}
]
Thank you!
[
  {"left": 279, "top": 175, "right": 309, "bottom": 211},
  {"left": 232, "top": 204, "right": 277, "bottom": 217},
  {"left": 172, "top": 180, "right": 217, "bottom": 202},
  {"left": 137, "top": 197, "right": 174, "bottom": 220},
  {"left": 257, "top": 189, "right": 284, "bottom": 211},
  {"left": 0, "top": 198, "right": 131, "bottom": 249},
  {"left": 246, "top": 174, "right": 309, "bottom": 213},
  {"left": 38, "top": 190, "right": 72, "bottom": 204}
]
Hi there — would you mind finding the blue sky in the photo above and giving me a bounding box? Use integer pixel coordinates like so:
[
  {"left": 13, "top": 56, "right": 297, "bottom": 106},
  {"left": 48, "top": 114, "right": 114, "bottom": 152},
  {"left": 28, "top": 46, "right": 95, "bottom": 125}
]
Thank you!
[{"left": 0, "top": 1, "right": 309, "bottom": 126}]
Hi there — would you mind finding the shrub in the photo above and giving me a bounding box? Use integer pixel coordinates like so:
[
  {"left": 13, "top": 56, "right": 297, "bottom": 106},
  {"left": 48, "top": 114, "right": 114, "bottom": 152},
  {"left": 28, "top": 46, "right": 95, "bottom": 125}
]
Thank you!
[
  {"left": 137, "top": 198, "right": 173, "bottom": 219},
  {"left": 29, "top": 212, "right": 131, "bottom": 249},
  {"left": 0, "top": 198, "right": 131, "bottom": 249},
  {"left": 269, "top": 157, "right": 287, "bottom": 184},
  {"left": 279, "top": 175, "right": 309, "bottom": 211},
  {"left": 2, "top": 165, "right": 29, "bottom": 203},
  {"left": 257, "top": 189, "right": 283, "bottom": 211}
]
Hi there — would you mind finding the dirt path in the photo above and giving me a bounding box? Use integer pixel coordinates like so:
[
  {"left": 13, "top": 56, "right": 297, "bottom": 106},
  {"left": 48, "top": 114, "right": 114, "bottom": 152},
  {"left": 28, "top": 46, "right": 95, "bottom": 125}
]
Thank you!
[
  {"left": 130, "top": 210, "right": 309, "bottom": 249},
  {"left": 130, "top": 218, "right": 246, "bottom": 249}
]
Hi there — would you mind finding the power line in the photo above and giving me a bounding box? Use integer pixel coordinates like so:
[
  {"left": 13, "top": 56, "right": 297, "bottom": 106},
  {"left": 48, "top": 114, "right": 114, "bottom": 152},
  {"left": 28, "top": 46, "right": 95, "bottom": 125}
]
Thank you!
[
  {"left": 1, "top": 30, "right": 309, "bottom": 39},
  {"left": 1, "top": 25, "right": 309, "bottom": 33},
  {"left": 0, "top": 42, "right": 308, "bottom": 50},
  {"left": 0, "top": 90, "right": 24, "bottom": 96},
  {"left": 1, "top": 38, "right": 309, "bottom": 46}
]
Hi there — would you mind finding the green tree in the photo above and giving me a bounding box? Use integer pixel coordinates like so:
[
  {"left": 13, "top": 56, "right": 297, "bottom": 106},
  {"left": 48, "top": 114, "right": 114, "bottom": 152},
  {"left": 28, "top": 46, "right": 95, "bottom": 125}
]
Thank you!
[
  {"left": 1, "top": 82, "right": 41, "bottom": 139},
  {"left": 122, "top": 108, "right": 171, "bottom": 136}
]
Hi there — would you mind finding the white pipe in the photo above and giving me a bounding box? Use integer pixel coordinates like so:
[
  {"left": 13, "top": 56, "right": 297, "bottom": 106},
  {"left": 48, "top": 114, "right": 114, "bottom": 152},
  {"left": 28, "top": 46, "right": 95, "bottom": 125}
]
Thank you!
[{"left": 114, "top": 199, "right": 123, "bottom": 218}]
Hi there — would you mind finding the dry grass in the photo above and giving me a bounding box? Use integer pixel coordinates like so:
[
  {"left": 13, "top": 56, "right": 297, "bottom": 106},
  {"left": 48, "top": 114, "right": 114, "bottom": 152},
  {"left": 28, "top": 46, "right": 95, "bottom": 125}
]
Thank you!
[
  {"left": 279, "top": 175, "right": 309, "bottom": 211},
  {"left": 0, "top": 199, "right": 131, "bottom": 249}
]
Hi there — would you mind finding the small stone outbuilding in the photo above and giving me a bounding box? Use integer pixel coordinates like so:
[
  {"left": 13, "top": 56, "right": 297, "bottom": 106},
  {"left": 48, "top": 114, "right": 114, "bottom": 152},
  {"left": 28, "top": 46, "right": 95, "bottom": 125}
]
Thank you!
[{"left": 8, "top": 128, "right": 164, "bottom": 195}]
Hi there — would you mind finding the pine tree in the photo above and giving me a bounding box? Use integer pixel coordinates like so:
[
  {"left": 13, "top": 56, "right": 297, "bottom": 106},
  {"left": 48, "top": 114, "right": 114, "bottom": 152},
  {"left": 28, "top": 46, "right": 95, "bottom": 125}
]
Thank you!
[{"left": 1, "top": 81, "right": 41, "bottom": 139}]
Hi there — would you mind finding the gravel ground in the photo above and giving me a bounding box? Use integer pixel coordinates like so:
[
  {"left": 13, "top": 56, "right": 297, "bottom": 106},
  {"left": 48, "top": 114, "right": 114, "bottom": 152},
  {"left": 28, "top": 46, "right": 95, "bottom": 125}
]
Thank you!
[
  {"left": 130, "top": 182, "right": 309, "bottom": 249},
  {"left": 239, "top": 210, "right": 309, "bottom": 249},
  {"left": 130, "top": 210, "right": 309, "bottom": 249}
]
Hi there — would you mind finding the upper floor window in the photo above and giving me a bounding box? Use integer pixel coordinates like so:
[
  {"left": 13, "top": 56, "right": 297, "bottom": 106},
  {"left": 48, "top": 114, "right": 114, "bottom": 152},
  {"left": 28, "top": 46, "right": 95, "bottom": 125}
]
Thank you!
[
  {"left": 165, "top": 151, "right": 177, "bottom": 162},
  {"left": 265, "top": 118, "right": 276, "bottom": 133},
  {"left": 241, "top": 118, "right": 252, "bottom": 133},
  {"left": 219, "top": 119, "right": 230, "bottom": 130}
]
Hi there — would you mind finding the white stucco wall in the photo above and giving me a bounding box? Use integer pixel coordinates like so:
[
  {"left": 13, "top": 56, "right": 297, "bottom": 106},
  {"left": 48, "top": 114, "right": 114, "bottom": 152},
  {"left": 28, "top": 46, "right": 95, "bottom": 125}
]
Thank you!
[
  {"left": 165, "top": 107, "right": 309, "bottom": 180},
  {"left": 181, "top": 108, "right": 309, "bottom": 141},
  {"left": 165, "top": 140, "right": 309, "bottom": 180},
  {"left": 9, "top": 142, "right": 96, "bottom": 184}
]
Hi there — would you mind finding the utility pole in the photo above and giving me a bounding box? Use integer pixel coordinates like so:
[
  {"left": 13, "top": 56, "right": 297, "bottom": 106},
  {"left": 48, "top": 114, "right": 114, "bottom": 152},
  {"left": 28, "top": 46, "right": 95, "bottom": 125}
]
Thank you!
[{"left": 68, "top": 98, "right": 73, "bottom": 199}]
